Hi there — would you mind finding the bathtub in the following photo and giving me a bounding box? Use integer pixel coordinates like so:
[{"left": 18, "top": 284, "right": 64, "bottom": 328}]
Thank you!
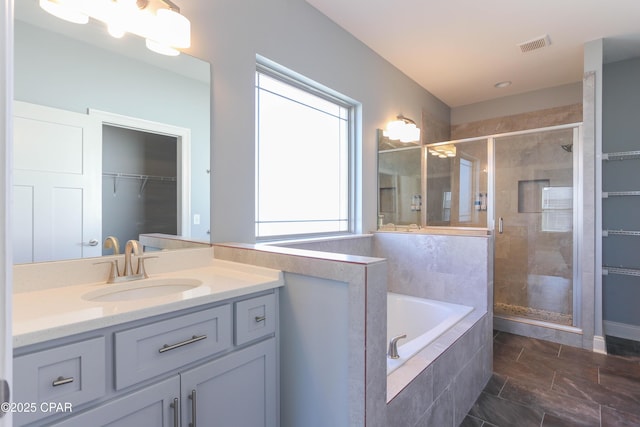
[{"left": 387, "top": 292, "right": 474, "bottom": 374}]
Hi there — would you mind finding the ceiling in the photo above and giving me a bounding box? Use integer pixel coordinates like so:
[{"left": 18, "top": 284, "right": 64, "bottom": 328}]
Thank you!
[{"left": 305, "top": 0, "right": 640, "bottom": 107}]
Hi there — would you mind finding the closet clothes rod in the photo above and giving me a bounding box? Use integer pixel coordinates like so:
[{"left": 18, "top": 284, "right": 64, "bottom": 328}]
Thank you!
[
  {"left": 603, "top": 230, "right": 640, "bottom": 237},
  {"left": 603, "top": 266, "right": 640, "bottom": 277},
  {"left": 102, "top": 172, "right": 177, "bottom": 182},
  {"left": 602, "top": 150, "right": 640, "bottom": 161},
  {"left": 103, "top": 172, "right": 177, "bottom": 197}
]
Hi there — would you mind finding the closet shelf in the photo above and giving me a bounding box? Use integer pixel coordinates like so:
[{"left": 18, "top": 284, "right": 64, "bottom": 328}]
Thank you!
[
  {"left": 602, "top": 191, "right": 640, "bottom": 198},
  {"left": 603, "top": 229, "right": 640, "bottom": 237},
  {"left": 103, "top": 172, "right": 177, "bottom": 196},
  {"left": 602, "top": 150, "right": 640, "bottom": 161},
  {"left": 102, "top": 172, "right": 176, "bottom": 182},
  {"left": 603, "top": 266, "right": 640, "bottom": 277}
]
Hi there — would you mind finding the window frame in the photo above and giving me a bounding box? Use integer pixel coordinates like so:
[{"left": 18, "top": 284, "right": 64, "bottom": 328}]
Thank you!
[{"left": 255, "top": 61, "right": 356, "bottom": 241}]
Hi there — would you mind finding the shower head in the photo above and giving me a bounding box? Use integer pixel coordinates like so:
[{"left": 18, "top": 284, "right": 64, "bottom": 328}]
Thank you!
[{"left": 561, "top": 144, "right": 573, "bottom": 153}]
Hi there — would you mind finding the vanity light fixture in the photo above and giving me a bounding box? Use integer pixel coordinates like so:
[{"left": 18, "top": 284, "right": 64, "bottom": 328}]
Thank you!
[
  {"left": 39, "top": 0, "right": 191, "bottom": 56},
  {"left": 383, "top": 114, "right": 421, "bottom": 143},
  {"left": 428, "top": 144, "right": 456, "bottom": 158}
]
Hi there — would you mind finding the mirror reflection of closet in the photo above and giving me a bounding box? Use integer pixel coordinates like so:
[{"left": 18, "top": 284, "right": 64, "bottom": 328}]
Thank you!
[{"left": 102, "top": 126, "right": 178, "bottom": 255}]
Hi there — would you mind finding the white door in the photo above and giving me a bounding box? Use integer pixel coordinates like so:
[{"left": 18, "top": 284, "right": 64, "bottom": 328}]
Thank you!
[
  {"left": 13, "top": 101, "right": 101, "bottom": 263},
  {"left": 1, "top": 1, "right": 12, "bottom": 424}
]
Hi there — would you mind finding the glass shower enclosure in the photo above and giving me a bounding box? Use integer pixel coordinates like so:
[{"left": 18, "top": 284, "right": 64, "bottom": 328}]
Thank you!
[{"left": 426, "top": 124, "right": 580, "bottom": 327}]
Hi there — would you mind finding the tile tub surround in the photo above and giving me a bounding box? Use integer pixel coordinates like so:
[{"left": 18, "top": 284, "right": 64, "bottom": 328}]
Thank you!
[
  {"left": 372, "top": 231, "right": 493, "bottom": 312},
  {"left": 263, "top": 231, "right": 493, "bottom": 426},
  {"left": 213, "top": 243, "right": 388, "bottom": 427},
  {"left": 372, "top": 231, "right": 493, "bottom": 425},
  {"left": 272, "top": 233, "right": 374, "bottom": 257},
  {"left": 387, "top": 313, "right": 492, "bottom": 427}
]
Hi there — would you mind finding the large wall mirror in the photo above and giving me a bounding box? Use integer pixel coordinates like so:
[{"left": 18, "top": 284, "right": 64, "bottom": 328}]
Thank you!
[
  {"left": 14, "top": 0, "right": 211, "bottom": 264},
  {"left": 377, "top": 130, "right": 423, "bottom": 227}
]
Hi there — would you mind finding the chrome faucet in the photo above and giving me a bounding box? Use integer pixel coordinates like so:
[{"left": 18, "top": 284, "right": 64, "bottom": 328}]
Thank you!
[{"left": 387, "top": 334, "right": 407, "bottom": 359}]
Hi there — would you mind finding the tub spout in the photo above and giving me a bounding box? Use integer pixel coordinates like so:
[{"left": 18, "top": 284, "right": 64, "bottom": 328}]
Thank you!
[{"left": 387, "top": 334, "right": 407, "bottom": 359}]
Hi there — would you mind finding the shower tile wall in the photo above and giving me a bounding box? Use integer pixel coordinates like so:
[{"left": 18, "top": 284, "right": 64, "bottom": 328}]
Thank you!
[
  {"left": 494, "top": 130, "right": 575, "bottom": 325},
  {"left": 451, "top": 103, "right": 583, "bottom": 140},
  {"left": 449, "top": 103, "right": 582, "bottom": 327},
  {"left": 422, "top": 109, "right": 451, "bottom": 144}
]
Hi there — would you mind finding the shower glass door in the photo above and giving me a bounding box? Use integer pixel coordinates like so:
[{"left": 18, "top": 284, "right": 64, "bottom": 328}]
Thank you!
[{"left": 493, "top": 127, "right": 577, "bottom": 326}]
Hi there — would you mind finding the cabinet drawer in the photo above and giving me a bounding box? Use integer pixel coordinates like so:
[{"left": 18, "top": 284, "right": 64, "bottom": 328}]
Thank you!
[
  {"left": 235, "top": 293, "right": 276, "bottom": 346},
  {"left": 114, "top": 304, "right": 231, "bottom": 390},
  {"left": 13, "top": 337, "right": 106, "bottom": 425}
]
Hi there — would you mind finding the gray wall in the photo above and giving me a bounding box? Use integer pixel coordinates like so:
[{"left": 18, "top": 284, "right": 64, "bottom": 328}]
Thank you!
[
  {"left": 180, "top": 0, "right": 450, "bottom": 243},
  {"left": 602, "top": 57, "right": 640, "bottom": 328}
]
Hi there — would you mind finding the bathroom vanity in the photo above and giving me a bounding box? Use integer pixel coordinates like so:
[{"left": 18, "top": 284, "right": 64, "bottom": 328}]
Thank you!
[{"left": 12, "top": 256, "right": 282, "bottom": 427}]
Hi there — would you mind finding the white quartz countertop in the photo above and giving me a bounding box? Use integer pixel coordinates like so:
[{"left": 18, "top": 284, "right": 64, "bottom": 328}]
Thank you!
[{"left": 13, "top": 259, "right": 283, "bottom": 348}]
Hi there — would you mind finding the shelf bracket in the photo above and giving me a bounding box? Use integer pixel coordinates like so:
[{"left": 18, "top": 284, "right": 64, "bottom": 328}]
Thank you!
[
  {"left": 112, "top": 175, "right": 120, "bottom": 197},
  {"left": 138, "top": 177, "right": 149, "bottom": 198}
]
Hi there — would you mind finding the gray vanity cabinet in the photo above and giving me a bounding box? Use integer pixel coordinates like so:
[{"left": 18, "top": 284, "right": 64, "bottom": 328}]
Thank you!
[
  {"left": 47, "top": 376, "right": 180, "bottom": 427},
  {"left": 180, "top": 337, "right": 277, "bottom": 427},
  {"left": 14, "top": 290, "right": 278, "bottom": 427}
]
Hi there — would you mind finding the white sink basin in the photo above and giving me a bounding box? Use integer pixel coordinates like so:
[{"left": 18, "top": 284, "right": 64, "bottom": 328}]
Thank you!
[{"left": 82, "top": 278, "right": 204, "bottom": 302}]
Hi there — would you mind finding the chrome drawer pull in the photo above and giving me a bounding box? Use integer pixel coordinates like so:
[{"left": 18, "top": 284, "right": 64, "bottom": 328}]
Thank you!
[
  {"left": 170, "top": 398, "right": 179, "bottom": 427},
  {"left": 52, "top": 376, "right": 74, "bottom": 387},
  {"left": 159, "top": 335, "right": 207, "bottom": 353},
  {"left": 254, "top": 315, "right": 266, "bottom": 323},
  {"left": 189, "top": 389, "right": 197, "bottom": 427}
]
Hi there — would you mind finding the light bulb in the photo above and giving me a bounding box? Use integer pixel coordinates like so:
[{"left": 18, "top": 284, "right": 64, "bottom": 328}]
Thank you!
[
  {"left": 385, "top": 120, "right": 404, "bottom": 141},
  {"left": 155, "top": 9, "right": 191, "bottom": 48},
  {"left": 108, "top": 24, "right": 126, "bottom": 38}
]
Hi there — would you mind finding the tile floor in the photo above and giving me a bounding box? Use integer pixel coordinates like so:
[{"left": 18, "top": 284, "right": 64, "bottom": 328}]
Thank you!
[{"left": 463, "top": 331, "right": 640, "bottom": 427}]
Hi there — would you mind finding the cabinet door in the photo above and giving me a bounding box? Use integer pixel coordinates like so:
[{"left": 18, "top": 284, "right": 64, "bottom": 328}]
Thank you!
[
  {"left": 47, "top": 376, "right": 180, "bottom": 427},
  {"left": 181, "top": 338, "right": 277, "bottom": 427}
]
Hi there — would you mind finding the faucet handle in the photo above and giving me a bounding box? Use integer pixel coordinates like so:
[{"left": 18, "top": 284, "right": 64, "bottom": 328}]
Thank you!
[
  {"left": 94, "top": 260, "right": 120, "bottom": 283},
  {"left": 136, "top": 255, "right": 158, "bottom": 279}
]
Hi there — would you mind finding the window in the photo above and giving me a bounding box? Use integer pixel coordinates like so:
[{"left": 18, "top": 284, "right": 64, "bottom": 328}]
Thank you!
[{"left": 255, "top": 64, "right": 353, "bottom": 239}]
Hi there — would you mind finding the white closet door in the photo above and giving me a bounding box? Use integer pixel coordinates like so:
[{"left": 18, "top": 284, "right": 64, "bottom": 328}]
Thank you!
[{"left": 13, "top": 101, "right": 101, "bottom": 263}]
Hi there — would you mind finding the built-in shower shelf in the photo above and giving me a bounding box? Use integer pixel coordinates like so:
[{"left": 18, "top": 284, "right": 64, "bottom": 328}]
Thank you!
[
  {"left": 603, "top": 266, "right": 640, "bottom": 277},
  {"left": 602, "top": 150, "right": 640, "bottom": 161},
  {"left": 602, "top": 191, "right": 640, "bottom": 198},
  {"left": 602, "top": 229, "right": 640, "bottom": 237}
]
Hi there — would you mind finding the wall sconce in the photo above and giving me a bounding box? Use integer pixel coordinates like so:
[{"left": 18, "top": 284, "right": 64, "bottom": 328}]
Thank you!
[
  {"left": 39, "top": 0, "right": 191, "bottom": 56},
  {"left": 428, "top": 144, "right": 456, "bottom": 158},
  {"left": 383, "top": 115, "right": 421, "bottom": 143}
]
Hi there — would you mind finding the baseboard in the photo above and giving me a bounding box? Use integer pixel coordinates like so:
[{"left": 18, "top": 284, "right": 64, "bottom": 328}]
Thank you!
[
  {"left": 592, "top": 335, "right": 607, "bottom": 354},
  {"left": 603, "top": 320, "right": 640, "bottom": 342}
]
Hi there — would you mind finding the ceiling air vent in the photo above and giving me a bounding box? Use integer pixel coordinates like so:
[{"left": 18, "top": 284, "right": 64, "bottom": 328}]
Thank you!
[{"left": 518, "top": 35, "right": 551, "bottom": 53}]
